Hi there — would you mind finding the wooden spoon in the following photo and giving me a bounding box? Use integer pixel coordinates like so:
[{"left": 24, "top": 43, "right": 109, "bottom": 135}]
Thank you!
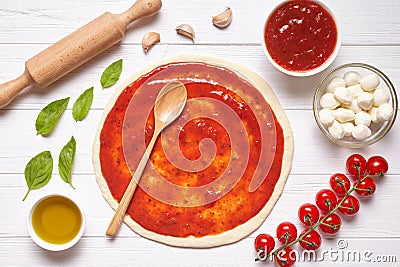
[{"left": 106, "top": 81, "right": 187, "bottom": 237}]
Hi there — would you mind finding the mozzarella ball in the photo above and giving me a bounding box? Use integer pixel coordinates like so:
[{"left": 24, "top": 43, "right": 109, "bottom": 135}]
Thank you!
[
  {"left": 334, "top": 86, "right": 353, "bottom": 105},
  {"left": 352, "top": 125, "right": 372, "bottom": 140},
  {"left": 320, "top": 93, "right": 340, "bottom": 109},
  {"left": 368, "top": 107, "right": 383, "bottom": 123},
  {"left": 355, "top": 111, "right": 372, "bottom": 127},
  {"left": 333, "top": 108, "right": 355, "bottom": 122},
  {"left": 328, "top": 120, "right": 345, "bottom": 139},
  {"left": 357, "top": 92, "right": 374, "bottom": 110},
  {"left": 347, "top": 84, "right": 363, "bottom": 99},
  {"left": 319, "top": 108, "right": 335, "bottom": 126},
  {"left": 373, "top": 88, "right": 390, "bottom": 106},
  {"left": 378, "top": 103, "right": 394, "bottom": 121},
  {"left": 342, "top": 122, "right": 355, "bottom": 137},
  {"left": 344, "top": 71, "right": 362, "bottom": 86},
  {"left": 360, "top": 74, "right": 380, "bottom": 91},
  {"left": 343, "top": 99, "right": 362, "bottom": 113},
  {"left": 327, "top": 77, "right": 346, "bottom": 93}
]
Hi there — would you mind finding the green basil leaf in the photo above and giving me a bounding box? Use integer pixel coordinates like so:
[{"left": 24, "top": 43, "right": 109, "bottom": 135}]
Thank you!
[
  {"left": 72, "top": 87, "right": 94, "bottom": 121},
  {"left": 58, "top": 136, "right": 76, "bottom": 189},
  {"left": 100, "top": 59, "right": 123, "bottom": 88},
  {"left": 35, "top": 97, "right": 70, "bottom": 135},
  {"left": 23, "top": 151, "right": 53, "bottom": 201}
]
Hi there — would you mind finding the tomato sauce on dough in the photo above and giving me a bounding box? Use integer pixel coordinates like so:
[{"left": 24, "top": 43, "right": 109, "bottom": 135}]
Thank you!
[
  {"left": 99, "top": 62, "right": 285, "bottom": 237},
  {"left": 264, "top": 0, "right": 338, "bottom": 72}
]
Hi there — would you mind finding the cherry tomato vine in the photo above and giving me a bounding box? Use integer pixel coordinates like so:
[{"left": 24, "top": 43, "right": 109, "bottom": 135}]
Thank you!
[{"left": 254, "top": 154, "right": 388, "bottom": 266}]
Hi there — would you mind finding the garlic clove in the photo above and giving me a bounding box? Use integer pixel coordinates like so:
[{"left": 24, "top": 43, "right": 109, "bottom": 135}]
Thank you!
[
  {"left": 212, "top": 7, "right": 233, "bottom": 28},
  {"left": 176, "top": 24, "right": 195, "bottom": 42},
  {"left": 142, "top": 32, "right": 160, "bottom": 53}
]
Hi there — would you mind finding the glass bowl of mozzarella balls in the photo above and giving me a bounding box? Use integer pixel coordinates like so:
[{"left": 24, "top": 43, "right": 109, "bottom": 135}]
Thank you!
[{"left": 313, "top": 63, "right": 398, "bottom": 148}]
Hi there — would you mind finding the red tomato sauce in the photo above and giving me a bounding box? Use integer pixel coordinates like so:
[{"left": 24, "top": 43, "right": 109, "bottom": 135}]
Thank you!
[
  {"left": 264, "top": 0, "right": 338, "bottom": 72},
  {"left": 99, "top": 62, "right": 285, "bottom": 237}
]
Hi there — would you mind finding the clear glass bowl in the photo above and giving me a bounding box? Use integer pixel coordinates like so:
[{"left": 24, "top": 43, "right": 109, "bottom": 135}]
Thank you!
[{"left": 313, "top": 63, "right": 398, "bottom": 148}]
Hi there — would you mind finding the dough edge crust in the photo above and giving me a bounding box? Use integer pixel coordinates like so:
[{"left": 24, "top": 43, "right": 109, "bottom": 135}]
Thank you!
[{"left": 92, "top": 55, "right": 294, "bottom": 248}]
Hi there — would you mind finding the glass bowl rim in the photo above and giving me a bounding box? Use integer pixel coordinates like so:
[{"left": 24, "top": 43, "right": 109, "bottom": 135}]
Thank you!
[{"left": 313, "top": 62, "right": 398, "bottom": 148}]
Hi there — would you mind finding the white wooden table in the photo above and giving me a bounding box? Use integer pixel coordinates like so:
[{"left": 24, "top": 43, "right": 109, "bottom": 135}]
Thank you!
[{"left": 1, "top": 0, "right": 399, "bottom": 266}]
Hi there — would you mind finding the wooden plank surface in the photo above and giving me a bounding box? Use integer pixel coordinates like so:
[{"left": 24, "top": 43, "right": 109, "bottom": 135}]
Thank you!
[
  {"left": 1, "top": 45, "right": 399, "bottom": 110},
  {"left": 0, "top": 0, "right": 399, "bottom": 45},
  {"left": 0, "top": 0, "right": 399, "bottom": 266},
  {"left": 1, "top": 109, "right": 399, "bottom": 175}
]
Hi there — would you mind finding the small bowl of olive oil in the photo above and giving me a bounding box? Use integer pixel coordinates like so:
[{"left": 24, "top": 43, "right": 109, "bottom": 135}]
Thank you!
[{"left": 27, "top": 194, "right": 85, "bottom": 251}]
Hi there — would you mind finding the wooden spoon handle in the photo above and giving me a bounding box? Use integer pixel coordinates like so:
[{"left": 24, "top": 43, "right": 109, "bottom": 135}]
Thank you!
[
  {"left": 106, "top": 133, "right": 159, "bottom": 237},
  {"left": 0, "top": 71, "right": 33, "bottom": 107}
]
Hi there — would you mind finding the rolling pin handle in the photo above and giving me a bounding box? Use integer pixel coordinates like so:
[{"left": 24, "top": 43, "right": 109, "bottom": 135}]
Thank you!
[
  {"left": 118, "top": 0, "right": 162, "bottom": 27},
  {"left": 0, "top": 71, "right": 34, "bottom": 108}
]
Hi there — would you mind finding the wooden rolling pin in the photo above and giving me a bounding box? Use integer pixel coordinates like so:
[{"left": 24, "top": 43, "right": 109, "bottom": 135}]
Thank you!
[{"left": 0, "top": 0, "right": 162, "bottom": 107}]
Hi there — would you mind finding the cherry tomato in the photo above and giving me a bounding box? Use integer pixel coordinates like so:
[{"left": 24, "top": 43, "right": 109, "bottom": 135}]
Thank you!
[
  {"left": 346, "top": 154, "right": 367, "bottom": 178},
  {"left": 367, "top": 156, "right": 389, "bottom": 177},
  {"left": 338, "top": 195, "right": 360, "bottom": 216},
  {"left": 319, "top": 213, "right": 341, "bottom": 234},
  {"left": 329, "top": 173, "right": 351, "bottom": 195},
  {"left": 299, "top": 229, "right": 322, "bottom": 250},
  {"left": 254, "top": 233, "right": 275, "bottom": 258},
  {"left": 298, "top": 203, "right": 319, "bottom": 226},
  {"left": 355, "top": 177, "right": 376, "bottom": 197},
  {"left": 315, "top": 189, "right": 337, "bottom": 213},
  {"left": 276, "top": 222, "right": 297, "bottom": 244},
  {"left": 275, "top": 247, "right": 296, "bottom": 267}
]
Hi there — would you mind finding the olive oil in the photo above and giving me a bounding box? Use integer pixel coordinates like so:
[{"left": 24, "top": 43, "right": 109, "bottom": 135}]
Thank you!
[{"left": 32, "top": 196, "right": 82, "bottom": 244}]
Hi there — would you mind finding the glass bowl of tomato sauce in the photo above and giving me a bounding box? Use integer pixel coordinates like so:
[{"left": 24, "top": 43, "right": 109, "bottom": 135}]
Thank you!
[{"left": 262, "top": 0, "right": 341, "bottom": 77}]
